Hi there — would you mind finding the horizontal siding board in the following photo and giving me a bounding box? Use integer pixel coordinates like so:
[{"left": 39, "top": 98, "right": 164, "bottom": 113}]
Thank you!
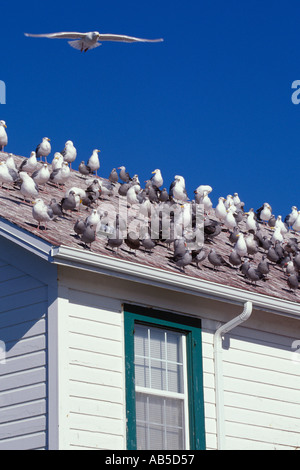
[
  {"left": 0, "top": 286, "right": 48, "bottom": 314},
  {"left": 69, "top": 429, "right": 124, "bottom": 450},
  {"left": 0, "top": 400, "right": 46, "bottom": 424},
  {"left": 224, "top": 390, "right": 300, "bottom": 420},
  {"left": 69, "top": 317, "right": 122, "bottom": 343},
  {"left": 69, "top": 332, "right": 123, "bottom": 357},
  {"left": 0, "top": 265, "right": 23, "bottom": 283},
  {"left": 0, "top": 303, "right": 46, "bottom": 329},
  {"left": 0, "top": 415, "right": 46, "bottom": 440},
  {"left": 226, "top": 421, "right": 300, "bottom": 448},
  {"left": 1, "top": 367, "right": 46, "bottom": 392},
  {"left": 223, "top": 361, "right": 300, "bottom": 390},
  {"left": 0, "top": 275, "right": 44, "bottom": 299},
  {"left": 0, "top": 431, "right": 46, "bottom": 450},
  {"left": 70, "top": 412, "right": 124, "bottom": 436},
  {"left": 69, "top": 364, "right": 123, "bottom": 388},
  {"left": 69, "top": 348, "right": 123, "bottom": 373},
  {"left": 0, "top": 351, "right": 46, "bottom": 376},
  {"left": 4, "top": 335, "right": 46, "bottom": 361},
  {"left": 70, "top": 396, "right": 123, "bottom": 420},
  {"left": 225, "top": 376, "right": 300, "bottom": 404},
  {"left": 0, "top": 383, "right": 46, "bottom": 408},
  {"left": 69, "top": 289, "right": 121, "bottom": 316},
  {"left": 225, "top": 405, "right": 300, "bottom": 435},
  {"left": 0, "top": 318, "right": 46, "bottom": 345},
  {"left": 69, "top": 380, "right": 123, "bottom": 404},
  {"left": 223, "top": 347, "right": 300, "bottom": 377}
]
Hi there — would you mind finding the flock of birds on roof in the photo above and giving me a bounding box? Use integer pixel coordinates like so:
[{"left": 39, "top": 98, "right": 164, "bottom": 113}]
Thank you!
[{"left": 1, "top": 119, "right": 300, "bottom": 296}]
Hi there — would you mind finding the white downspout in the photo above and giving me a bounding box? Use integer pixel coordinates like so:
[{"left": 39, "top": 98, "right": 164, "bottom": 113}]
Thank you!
[{"left": 213, "top": 301, "right": 253, "bottom": 450}]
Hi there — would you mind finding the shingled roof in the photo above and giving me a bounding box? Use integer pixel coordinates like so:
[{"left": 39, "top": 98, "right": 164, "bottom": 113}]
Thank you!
[{"left": 0, "top": 151, "right": 299, "bottom": 304}]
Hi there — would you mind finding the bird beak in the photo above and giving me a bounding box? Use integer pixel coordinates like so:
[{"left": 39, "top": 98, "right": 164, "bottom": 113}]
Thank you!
[
  {"left": 3, "top": 124, "right": 7, "bottom": 128},
  {"left": 151, "top": 171, "right": 156, "bottom": 174},
  {"left": 97, "top": 150, "right": 101, "bottom": 153},
  {"left": 47, "top": 138, "right": 51, "bottom": 141}
]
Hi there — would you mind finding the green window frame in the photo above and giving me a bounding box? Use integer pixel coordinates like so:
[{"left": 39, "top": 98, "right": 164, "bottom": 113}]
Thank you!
[{"left": 124, "top": 304, "right": 206, "bottom": 450}]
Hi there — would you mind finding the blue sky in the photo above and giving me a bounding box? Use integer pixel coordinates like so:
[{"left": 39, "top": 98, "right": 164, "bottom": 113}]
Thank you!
[{"left": 1, "top": 0, "right": 300, "bottom": 218}]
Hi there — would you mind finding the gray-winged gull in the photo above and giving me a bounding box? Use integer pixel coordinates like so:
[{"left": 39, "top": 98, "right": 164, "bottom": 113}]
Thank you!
[
  {"left": 87, "top": 149, "right": 100, "bottom": 176},
  {"left": 35, "top": 137, "right": 51, "bottom": 162},
  {"left": 118, "top": 166, "right": 131, "bottom": 183},
  {"left": 61, "top": 140, "right": 77, "bottom": 167},
  {"left": 19, "top": 171, "right": 39, "bottom": 202},
  {"left": 32, "top": 198, "right": 54, "bottom": 230},
  {"left": 150, "top": 169, "right": 163, "bottom": 188},
  {"left": 25, "top": 31, "right": 163, "bottom": 52},
  {"left": 0, "top": 121, "right": 8, "bottom": 151},
  {"left": 19, "top": 151, "right": 38, "bottom": 173},
  {"left": 32, "top": 163, "right": 50, "bottom": 186},
  {"left": 50, "top": 161, "right": 70, "bottom": 188},
  {"left": 0, "top": 161, "right": 19, "bottom": 190}
]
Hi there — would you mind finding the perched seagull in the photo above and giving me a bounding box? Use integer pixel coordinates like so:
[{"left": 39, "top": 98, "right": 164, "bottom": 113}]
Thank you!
[
  {"left": 0, "top": 120, "right": 8, "bottom": 151},
  {"left": 79, "top": 160, "right": 93, "bottom": 177},
  {"left": 50, "top": 161, "right": 70, "bottom": 188},
  {"left": 32, "top": 163, "right": 51, "bottom": 187},
  {"left": 0, "top": 161, "right": 18, "bottom": 190},
  {"left": 87, "top": 149, "right": 100, "bottom": 176},
  {"left": 19, "top": 172, "right": 39, "bottom": 202},
  {"left": 118, "top": 166, "right": 131, "bottom": 183},
  {"left": 61, "top": 140, "right": 77, "bottom": 167},
  {"left": 6, "top": 153, "right": 17, "bottom": 172},
  {"left": 19, "top": 151, "right": 38, "bottom": 173},
  {"left": 215, "top": 197, "right": 227, "bottom": 222},
  {"left": 150, "top": 169, "right": 163, "bottom": 188},
  {"left": 32, "top": 198, "right": 54, "bottom": 230},
  {"left": 24, "top": 31, "right": 164, "bottom": 53},
  {"left": 51, "top": 152, "right": 64, "bottom": 170},
  {"left": 36, "top": 137, "right": 51, "bottom": 162}
]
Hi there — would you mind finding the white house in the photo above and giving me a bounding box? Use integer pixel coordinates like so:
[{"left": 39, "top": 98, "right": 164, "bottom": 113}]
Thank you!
[{"left": 0, "top": 153, "right": 300, "bottom": 450}]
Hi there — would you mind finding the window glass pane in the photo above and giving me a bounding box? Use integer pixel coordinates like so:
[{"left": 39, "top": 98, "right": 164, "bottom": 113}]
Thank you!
[
  {"left": 134, "top": 325, "right": 184, "bottom": 393},
  {"left": 136, "top": 393, "right": 185, "bottom": 450}
]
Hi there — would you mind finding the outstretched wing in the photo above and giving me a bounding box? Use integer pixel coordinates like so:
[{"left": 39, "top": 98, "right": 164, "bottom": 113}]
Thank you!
[
  {"left": 98, "top": 34, "right": 163, "bottom": 43},
  {"left": 25, "top": 31, "right": 86, "bottom": 39}
]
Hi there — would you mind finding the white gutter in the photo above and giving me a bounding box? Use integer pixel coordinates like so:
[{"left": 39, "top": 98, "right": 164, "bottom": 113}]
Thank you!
[
  {"left": 52, "top": 245, "right": 300, "bottom": 320},
  {"left": 213, "top": 301, "right": 253, "bottom": 450}
]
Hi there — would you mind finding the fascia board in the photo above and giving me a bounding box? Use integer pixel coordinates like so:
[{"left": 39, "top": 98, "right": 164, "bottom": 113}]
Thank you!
[{"left": 52, "top": 245, "right": 300, "bottom": 320}]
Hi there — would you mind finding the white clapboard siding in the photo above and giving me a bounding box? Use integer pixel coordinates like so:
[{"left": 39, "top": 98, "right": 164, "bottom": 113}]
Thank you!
[
  {"left": 63, "top": 289, "right": 125, "bottom": 450},
  {"left": 201, "top": 319, "right": 300, "bottom": 450},
  {"left": 0, "top": 256, "right": 48, "bottom": 450}
]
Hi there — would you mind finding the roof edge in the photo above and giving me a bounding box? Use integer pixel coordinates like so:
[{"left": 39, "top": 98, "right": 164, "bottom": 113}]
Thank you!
[
  {"left": 52, "top": 245, "right": 300, "bottom": 320},
  {"left": 0, "top": 217, "right": 54, "bottom": 261}
]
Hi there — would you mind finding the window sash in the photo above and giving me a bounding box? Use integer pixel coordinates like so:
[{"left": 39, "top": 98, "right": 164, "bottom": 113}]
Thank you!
[
  {"left": 124, "top": 306, "right": 206, "bottom": 451},
  {"left": 134, "top": 329, "right": 190, "bottom": 450}
]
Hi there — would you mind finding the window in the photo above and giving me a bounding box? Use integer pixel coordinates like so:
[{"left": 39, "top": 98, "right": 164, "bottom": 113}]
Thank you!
[{"left": 124, "top": 305, "right": 206, "bottom": 450}]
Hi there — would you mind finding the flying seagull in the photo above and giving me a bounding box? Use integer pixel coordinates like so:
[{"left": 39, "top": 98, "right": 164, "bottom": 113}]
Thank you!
[{"left": 24, "top": 31, "right": 164, "bottom": 52}]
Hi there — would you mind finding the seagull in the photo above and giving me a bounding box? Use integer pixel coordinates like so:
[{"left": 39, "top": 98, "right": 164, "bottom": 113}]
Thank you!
[
  {"left": 19, "top": 172, "right": 39, "bottom": 202},
  {"left": 0, "top": 161, "right": 19, "bottom": 190},
  {"left": 61, "top": 140, "right": 77, "bottom": 167},
  {"left": 51, "top": 152, "right": 64, "bottom": 170},
  {"left": 32, "top": 198, "right": 54, "bottom": 230},
  {"left": 31, "top": 163, "right": 50, "bottom": 187},
  {"left": 36, "top": 137, "right": 51, "bottom": 162},
  {"left": 118, "top": 166, "right": 131, "bottom": 183},
  {"left": 0, "top": 120, "right": 8, "bottom": 151},
  {"left": 150, "top": 169, "right": 163, "bottom": 189},
  {"left": 5, "top": 154, "right": 18, "bottom": 174},
  {"left": 87, "top": 149, "right": 100, "bottom": 176},
  {"left": 19, "top": 151, "right": 38, "bottom": 173},
  {"left": 24, "top": 31, "right": 164, "bottom": 53},
  {"left": 215, "top": 197, "right": 227, "bottom": 222}
]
